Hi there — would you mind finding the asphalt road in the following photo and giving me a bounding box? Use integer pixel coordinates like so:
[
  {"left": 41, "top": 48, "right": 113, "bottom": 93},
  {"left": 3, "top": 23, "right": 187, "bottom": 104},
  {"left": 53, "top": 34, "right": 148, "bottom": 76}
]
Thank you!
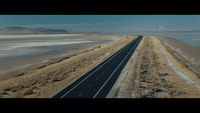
[{"left": 53, "top": 36, "right": 143, "bottom": 98}]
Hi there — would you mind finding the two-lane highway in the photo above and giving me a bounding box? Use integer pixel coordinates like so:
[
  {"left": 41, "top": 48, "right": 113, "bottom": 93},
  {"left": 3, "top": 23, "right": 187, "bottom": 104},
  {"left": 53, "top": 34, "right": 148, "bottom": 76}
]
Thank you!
[{"left": 53, "top": 36, "right": 143, "bottom": 98}]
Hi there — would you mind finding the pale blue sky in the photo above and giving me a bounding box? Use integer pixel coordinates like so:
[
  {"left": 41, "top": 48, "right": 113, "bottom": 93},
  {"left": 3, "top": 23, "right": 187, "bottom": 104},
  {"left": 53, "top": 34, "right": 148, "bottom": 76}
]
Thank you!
[{"left": 0, "top": 15, "right": 200, "bottom": 32}]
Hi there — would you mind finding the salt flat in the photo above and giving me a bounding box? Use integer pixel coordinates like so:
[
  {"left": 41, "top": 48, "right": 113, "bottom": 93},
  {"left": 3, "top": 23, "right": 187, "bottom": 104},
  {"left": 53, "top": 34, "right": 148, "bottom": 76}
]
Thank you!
[{"left": 0, "top": 34, "right": 119, "bottom": 77}]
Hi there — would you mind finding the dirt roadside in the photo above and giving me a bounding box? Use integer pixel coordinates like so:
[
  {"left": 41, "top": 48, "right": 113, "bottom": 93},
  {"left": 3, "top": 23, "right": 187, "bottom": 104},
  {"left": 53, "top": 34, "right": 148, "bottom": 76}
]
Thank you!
[{"left": 114, "top": 36, "right": 200, "bottom": 98}]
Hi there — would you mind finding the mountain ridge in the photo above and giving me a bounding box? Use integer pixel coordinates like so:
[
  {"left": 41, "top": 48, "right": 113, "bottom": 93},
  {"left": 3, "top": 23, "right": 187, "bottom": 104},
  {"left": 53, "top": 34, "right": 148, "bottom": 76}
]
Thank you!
[{"left": 0, "top": 26, "right": 70, "bottom": 35}]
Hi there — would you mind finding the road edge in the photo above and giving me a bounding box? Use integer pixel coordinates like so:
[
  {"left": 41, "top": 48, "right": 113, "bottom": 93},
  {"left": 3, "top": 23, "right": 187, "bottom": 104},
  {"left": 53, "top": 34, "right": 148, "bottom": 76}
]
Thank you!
[{"left": 106, "top": 36, "right": 144, "bottom": 98}]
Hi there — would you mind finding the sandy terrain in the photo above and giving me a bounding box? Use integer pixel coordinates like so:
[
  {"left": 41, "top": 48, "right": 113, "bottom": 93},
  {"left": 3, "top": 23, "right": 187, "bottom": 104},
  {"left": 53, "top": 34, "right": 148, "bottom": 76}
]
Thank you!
[
  {"left": 112, "top": 36, "right": 200, "bottom": 98},
  {"left": 0, "top": 35, "right": 133, "bottom": 98}
]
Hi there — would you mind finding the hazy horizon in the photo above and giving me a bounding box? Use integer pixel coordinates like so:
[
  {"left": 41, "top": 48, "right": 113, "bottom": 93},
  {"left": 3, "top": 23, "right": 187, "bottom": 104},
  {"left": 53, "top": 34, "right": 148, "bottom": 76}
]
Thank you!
[{"left": 0, "top": 15, "right": 200, "bottom": 33}]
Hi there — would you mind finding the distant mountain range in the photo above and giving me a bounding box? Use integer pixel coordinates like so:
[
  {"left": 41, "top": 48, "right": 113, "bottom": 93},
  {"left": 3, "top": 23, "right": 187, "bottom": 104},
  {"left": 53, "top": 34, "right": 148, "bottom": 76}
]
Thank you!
[
  {"left": 1, "top": 26, "right": 199, "bottom": 35},
  {"left": 0, "top": 26, "right": 70, "bottom": 35}
]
